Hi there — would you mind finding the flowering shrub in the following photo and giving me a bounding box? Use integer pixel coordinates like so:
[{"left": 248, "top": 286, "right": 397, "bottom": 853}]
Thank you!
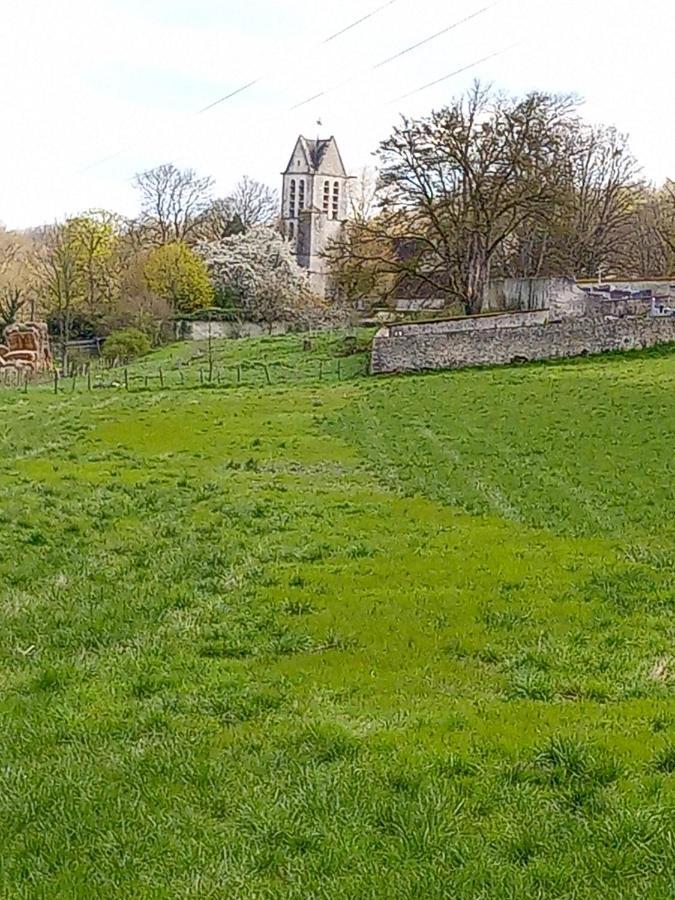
[{"left": 198, "top": 227, "right": 320, "bottom": 327}]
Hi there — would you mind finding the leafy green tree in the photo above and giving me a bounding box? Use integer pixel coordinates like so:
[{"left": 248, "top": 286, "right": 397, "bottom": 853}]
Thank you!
[
  {"left": 0, "top": 229, "right": 40, "bottom": 328},
  {"left": 102, "top": 328, "right": 151, "bottom": 363},
  {"left": 144, "top": 242, "right": 214, "bottom": 315},
  {"left": 37, "top": 223, "right": 85, "bottom": 364},
  {"left": 65, "top": 212, "right": 121, "bottom": 321},
  {"left": 36, "top": 212, "right": 123, "bottom": 362}
]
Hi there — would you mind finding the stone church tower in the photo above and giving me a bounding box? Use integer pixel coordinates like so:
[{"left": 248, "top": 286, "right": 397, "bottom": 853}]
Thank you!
[{"left": 282, "top": 136, "right": 349, "bottom": 297}]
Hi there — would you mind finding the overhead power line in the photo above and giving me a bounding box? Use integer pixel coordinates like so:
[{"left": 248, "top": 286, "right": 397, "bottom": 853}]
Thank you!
[
  {"left": 198, "top": 0, "right": 403, "bottom": 114},
  {"left": 374, "top": 0, "right": 502, "bottom": 69},
  {"left": 77, "top": 1, "right": 404, "bottom": 174},
  {"left": 199, "top": 79, "right": 262, "bottom": 114},
  {"left": 392, "top": 43, "right": 520, "bottom": 103},
  {"left": 324, "top": 0, "right": 401, "bottom": 44},
  {"left": 290, "top": 0, "right": 504, "bottom": 110}
]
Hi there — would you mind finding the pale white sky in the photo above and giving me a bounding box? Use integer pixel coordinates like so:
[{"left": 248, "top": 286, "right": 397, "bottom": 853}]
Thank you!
[{"left": 1, "top": 0, "right": 673, "bottom": 229}]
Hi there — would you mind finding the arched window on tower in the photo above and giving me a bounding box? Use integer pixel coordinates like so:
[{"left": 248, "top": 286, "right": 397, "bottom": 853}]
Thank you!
[
  {"left": 332, "top": 181, "right": 340, "bottom": 220},
  {"left": 323, "top": 180, "right": 330, "bottom": 212},
  {"left": 299, "top": 179, "right": 306, "bottom": 212},
  {"left": 288, "top": 221, "right": 295, "bottom": 241},
  {"left": 289, "top": 179, "right": 296, "bottom": 218}
]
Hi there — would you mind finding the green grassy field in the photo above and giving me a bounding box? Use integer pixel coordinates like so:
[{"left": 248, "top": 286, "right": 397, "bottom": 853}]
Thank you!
[
  {"left": 0, "top": 334, "right": 673, "bottom": 898},
  {"left": 85, "top": 329, "right": 372, "bottom": 391}
]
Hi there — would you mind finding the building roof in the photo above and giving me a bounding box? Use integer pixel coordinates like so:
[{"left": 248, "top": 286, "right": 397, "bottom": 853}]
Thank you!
[
  {"left": 305, "top": 138, "right": 330, "bottom": 169},
  {"left": 283, "top": 136, "right": 348, "bottom": 178}
]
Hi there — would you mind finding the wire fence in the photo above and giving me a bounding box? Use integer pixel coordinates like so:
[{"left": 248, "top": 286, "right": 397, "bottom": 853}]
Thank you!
[{"left": 0, "top": 352, "right": 371, "bottom": 397}]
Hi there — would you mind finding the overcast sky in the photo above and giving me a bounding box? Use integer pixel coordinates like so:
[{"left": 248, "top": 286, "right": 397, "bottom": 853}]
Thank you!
[{"left": 2, "top": 0, "right": 673, "bottom": 229}]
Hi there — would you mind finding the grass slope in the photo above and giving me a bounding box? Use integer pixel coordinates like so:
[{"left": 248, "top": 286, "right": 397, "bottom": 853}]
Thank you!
[
  {"left": 91, "top": 329, "right": 373, "bottom": 390},
  {"left": 0, "top": 335, "right": 673, "bottom": 898}
]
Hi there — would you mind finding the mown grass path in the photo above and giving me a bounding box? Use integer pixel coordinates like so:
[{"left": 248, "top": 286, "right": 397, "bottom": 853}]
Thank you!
[{"left": 0, "top": 338, "right": 673, "bottom": 898}]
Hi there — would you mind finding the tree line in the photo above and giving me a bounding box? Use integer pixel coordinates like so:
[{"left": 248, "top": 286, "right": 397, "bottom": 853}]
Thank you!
[
  {"left": 3, "top": 81, "right": 674, "bottom": 358},
  {"left": 0, "top": 168, "right": 317, "bottom": 364},
  {"left": 330, "top": 82, "right": 675, "bottom": 314}
]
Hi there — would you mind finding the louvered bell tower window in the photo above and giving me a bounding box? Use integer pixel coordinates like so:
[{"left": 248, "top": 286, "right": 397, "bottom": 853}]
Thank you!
[{"left": 289, "top": 180, "right": 296, "bottom": 218}]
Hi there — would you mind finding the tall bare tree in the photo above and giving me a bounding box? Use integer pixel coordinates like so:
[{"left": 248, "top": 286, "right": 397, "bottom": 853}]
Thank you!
[
  {"left": 366, "top": 83, "right": 578, "bottom": 312},
  {"left": 134, "top": 163, "right": 214, "bottom": 245},
  {"left": 559, "top": 126, "right": 642, "bottom": 278},
  {"left": 496, "top": 126, "right": 642, "bottom": 280},
  {"left": 327, "top": 217, "right": 397, "bottom": 306},
  {"left": 227, "top": 176, "right": 279, "bottom": 229},
  {"left": 193, "top": 198, "right": 245, "bottom": 243},
  {"left": 652, "top": 180, "right": 675, "bottom": 274},
  {"left": 348, "top": 168, "right": 380, "bottom": 223}
]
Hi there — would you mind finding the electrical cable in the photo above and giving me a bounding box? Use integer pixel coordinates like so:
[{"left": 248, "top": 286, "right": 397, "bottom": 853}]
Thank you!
[
  {"left": 374, "top": 0, "right": 502, "bottom": 69},
  {"left": 324, "top": 0, "right": 400, "bottom": 44},
  {"left": 392, "top": 42, "right": 520, "bottom": 102},
  {"left": 78, "top": 1, "right": 405, "bottom": 174},
  {"left": 199, "top": 1, "right": 403, "bottom": 114},
  {"left": 290, "top": 0, "right": 504, "bottom": 110}
]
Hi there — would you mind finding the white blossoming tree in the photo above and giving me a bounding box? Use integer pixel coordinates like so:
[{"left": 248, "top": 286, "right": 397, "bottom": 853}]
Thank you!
[{"left": 198, "top": 227, "right": 325, "bottom": 330}]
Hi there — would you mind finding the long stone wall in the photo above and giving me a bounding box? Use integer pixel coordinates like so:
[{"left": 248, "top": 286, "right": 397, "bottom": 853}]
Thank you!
[
  {"left": 388, "top": 310, "right": 548, "bottom": 336},
  {"left": 178, "top": 321, "right": 296, "bottom": 341},
  {"left": 371, "top": 315, "right": 675, "bottom": 375}
]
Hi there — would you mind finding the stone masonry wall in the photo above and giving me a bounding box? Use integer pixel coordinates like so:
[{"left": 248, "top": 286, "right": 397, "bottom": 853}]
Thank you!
[
  {"left": 388, "top": 310, "right": 548, "bottom": 337},
  {"left": 371, "top": 316, "right": 675, "bottom": 375}
]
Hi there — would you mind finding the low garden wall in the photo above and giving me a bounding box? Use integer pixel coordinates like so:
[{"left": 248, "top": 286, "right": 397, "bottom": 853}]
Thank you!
[
  {"left": 371, "top": 315, "right": 675, "bottom": 374},
  {"left": 177, "top": 321, "right": 295, "bottom": 341}
]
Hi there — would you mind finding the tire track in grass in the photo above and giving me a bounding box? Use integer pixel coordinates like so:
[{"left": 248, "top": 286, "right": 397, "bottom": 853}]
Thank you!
[
  {"left": 337, "top": 403, "right": 522, "bottom": 521},
  {"left": 463, "top": 418, "right": 613, "bottom": 534},
  {"left": 334, "top": 363, "right": 674, "bottom": 538},
  {"left": 415, "top": 406, "right": 619, "bottom": 535},
  {"left": 344, "top": 408, "right": 405, "bottom": 489},
  {"left": 530, "top": 464, "right": 615, "bottom": 534},
  {"left": 483, "top": 417, "right": 634, "bottom": 536},
  {"left": 379, "top": 415, "right": 608, "bottom": 534},
  {"left": 417, "top": 425, "right": 523, "bottom": 523}
]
